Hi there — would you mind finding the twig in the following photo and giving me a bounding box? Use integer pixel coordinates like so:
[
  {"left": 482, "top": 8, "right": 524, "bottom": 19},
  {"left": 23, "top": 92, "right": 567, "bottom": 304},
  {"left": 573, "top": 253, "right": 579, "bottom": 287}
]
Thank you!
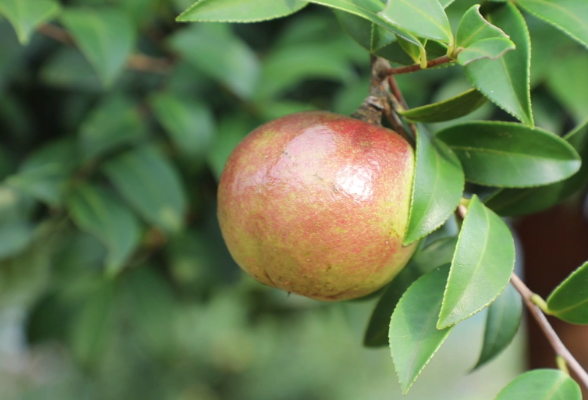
[
  {"left": 510, "top": 273, "right": 588, "bottom": 389},
  {"left": 386, "top": 55, "right": 453, "bottom": 76},
  {"left": 38, "top": 24, "right": 172, "bottom": 75},
  {"left": 387, "top": 75, "right": 417, "bottom": 137}
]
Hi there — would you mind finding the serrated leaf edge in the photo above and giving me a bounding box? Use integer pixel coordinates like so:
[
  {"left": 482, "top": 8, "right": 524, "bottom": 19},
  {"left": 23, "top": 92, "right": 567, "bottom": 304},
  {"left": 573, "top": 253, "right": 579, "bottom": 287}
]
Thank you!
[{"left": 176, "top": 0, "right": 308, "bottom": 22}]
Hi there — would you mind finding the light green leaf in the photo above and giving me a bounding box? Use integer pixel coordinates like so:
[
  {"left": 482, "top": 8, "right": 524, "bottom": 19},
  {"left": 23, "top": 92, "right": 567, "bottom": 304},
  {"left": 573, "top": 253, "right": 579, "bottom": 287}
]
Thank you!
[
  {"left": 379, "top": 0, "right": 453, "bottom": 43},
  {"left": 399, "top": 89, "right": 486, "bottom": 122},
  {"left": 547, "top": 54, "right": 588, "bottom": 123},
  {"left": 0, "top": 0, "right": 61, "bottom": 44},
  {"left": 177, "top": 0, "right": 308, "bottom": 22},
  {"left": 61, "top": 8, "right": 136, "bottom": 87},
  {"left": 389, "top": 265, "right": 454, "bottom": 394},
  {"left": 456, "top": 5, "right": 508, "bottom": 48},
  {"left": 464, "top": 3, "right": 533, "bottom": 126},
  {"left": 518, "top": 0, "right": 588, "bottom": 50},
  {"left": 473, "top": 284, "right": 522, "bottom": 370},
  {"left": 547, "top": 261, "right": 588, "bottom": 324},
  {"left": 438, "top": 195, "right": 515, "bottom": 329},
  {"left": 404, "top": 125, "right": 464, "bottom": 245},
  {"left": 67, "top": 184, "right": 141, "bottom": 276},
  {"left": 457, "top": 37, "right": 515, "bottom": 66},
  {"left": 0, "top": 220, "right": 33, "bottom": 260},
  {"left": 103, "top": 145, "right": 187, "bottom": 234},
  {"left": 436, "top": 121, "right": 581, "bottom": 188},
  {"left": 495, "top": 369, "right": 581, "bottom": 400}
]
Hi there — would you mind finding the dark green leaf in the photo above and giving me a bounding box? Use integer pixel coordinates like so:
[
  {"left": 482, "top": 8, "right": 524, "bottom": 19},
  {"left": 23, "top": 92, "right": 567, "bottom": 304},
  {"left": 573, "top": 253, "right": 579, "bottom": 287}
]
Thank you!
[
  {"left": 457, "top": 37, "right": 515, "bottom": 66},
  {"left": 404, "top": 125, "right": 464, "bottom": 245},
  {"left": 473, "top": 284, "right": 522, "bottom": 370},
  {"left": 438, "top": 195, "right": 515, "bottom": 329},
  {"left": 40, "top": 48, "right": 103, "bottom": 91},
  {"left": 518, "top": 0, "right": 588, "bottom": 50},
  {"left": 547, "top": 261, "right": 588, "bottom": 324},
  {"left": 456, "top": 5, "right": 508, "bottom": 48},
  {"left": 436, "top": 122, "right": 581, "bottom": 188},
  {"left": 0, "top": 0, "right": 61, "bottom": 44},
  {"left": 61, "top": 8, "right": 136, "bottom": 87},
  {"left": 380, "top": 0, "right": 453, "bottom": 43},
  {"left": 177, "top": 0, "right": 308, "bottom": 22},
  {"left": 389, "top": 265, "right": 454, "bottom": 394},
  {"left": 495, "top": 369, "right": 581, "bottom": 400},
  {"left": 364, "top": 236, "right": 457, "bottom": 347},
  {"left": 103, "top": 145, "right": 187, "bottom": 234},
  {"left": 464, "top": 3, "right": 533, "bottom": 126},
  {"left": 335, "top": 10, "right": 396, "bottom": 52},
  {"left": 399, "top": 89, "right": 486, "bottom": 122},
  {"left": 0, "top": 220, "right": 33, "bottom": 260}
]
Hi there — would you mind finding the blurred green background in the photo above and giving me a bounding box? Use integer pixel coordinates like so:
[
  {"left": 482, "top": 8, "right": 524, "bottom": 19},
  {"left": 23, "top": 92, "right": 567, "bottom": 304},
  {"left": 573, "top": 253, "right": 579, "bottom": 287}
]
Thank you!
[{"left": 1, "top": 0, "right": 587, "bottom": 398}]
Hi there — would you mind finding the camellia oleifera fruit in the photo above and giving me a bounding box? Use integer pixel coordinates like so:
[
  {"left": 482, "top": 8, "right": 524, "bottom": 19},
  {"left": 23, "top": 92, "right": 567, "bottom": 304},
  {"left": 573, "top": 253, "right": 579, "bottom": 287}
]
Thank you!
[{"left": 217, "top": 111, "right": 417, "bottom": 301}]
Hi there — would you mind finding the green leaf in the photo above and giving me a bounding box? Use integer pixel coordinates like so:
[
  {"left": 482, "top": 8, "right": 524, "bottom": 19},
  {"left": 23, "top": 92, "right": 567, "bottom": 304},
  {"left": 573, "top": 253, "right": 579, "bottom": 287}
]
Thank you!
[
  {"left": 399, "top": 89, "right": 486, "bottom": 122},
  {"left": 40, "top": 48, "right": 103, "bottom": 92},
  {"left": 0, "top": 0, "right": 61, "bottom": 44},
  {"left": 464, "top": 3, "right": 533, "bottom": 126},
  {"left": 438, "top": 195, "right": 515, "bottom": 329},
  {"left": 404, "top": 125, "right": 464, "bottom": 245},
  {"left": 389, "top": 265, "right": 454, "bottom": 394},
  {"left": 473, "top": 284, "right": 522, "bottom": 370},
  {"left": 436, "top": 122, "right": 581, "bottom": 188},
  {"left": 457, "top": 37, "right": 515, "bottom": 66},
  {"left": 0, "top": 220, "right": 33, "bottom": 260},
  {"left": 61, "top": 8, "right": 136, "bottom": 87},
  {"left": 102, "top": 145, "right": 187, "bottom": 234},
  {"left": 518, "top": 0, "right": 588, "bottom": 50},
  {"left": 168, "top": 24, "right": 259, "bottom": 100},
  {"left": 364, "top": 236, "right": 457, "bottom": 347},
  {"left": 177, "top": 0, "right": 308, "bottom": 22},
  {"left": 379, "top": 0, "right": 453, "bottom": 44},
  {"left": 150, "top": 93, "right": 215, "bottom": 159},
  {"left": 547, "top": 54, "right": 588, "bottom": 123},
  {"left": 484, "top": 120, "right": 588, "bottom": 216},
  {"left": 67, "top": 184, "right": 141, "bottom": 276},
  {"left": 456, "top": 5, "right": 508, "bottom": 48},
  {"left": 495, "top": 369, "right": 582, "bottom": 400},
  {"left": 335, "top": 10, "right": 396, "bottom": 52},
  {"left": 547, "top": 261, "right": 588, "bottom": 324}
]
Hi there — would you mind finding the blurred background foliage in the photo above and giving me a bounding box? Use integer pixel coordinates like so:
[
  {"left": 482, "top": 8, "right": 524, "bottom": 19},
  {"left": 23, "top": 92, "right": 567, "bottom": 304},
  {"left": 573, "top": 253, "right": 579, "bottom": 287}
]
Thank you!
[{"left": 0, "top": 0, "right": 587, "bottom": 399}]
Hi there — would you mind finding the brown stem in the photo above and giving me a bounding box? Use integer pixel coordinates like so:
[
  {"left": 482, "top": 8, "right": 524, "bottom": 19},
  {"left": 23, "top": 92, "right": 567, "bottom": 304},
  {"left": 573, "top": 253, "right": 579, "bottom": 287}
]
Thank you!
[
  {"left": 386, "top": 55, "right": 453, "bottom": 76},
  {"left": 387, "top": 75, "right": 417, "bottom": 138},
  {"left": 510, "top": 273, "right": 588, "bottom": 389},
  {"left": 351, "top": 56, "right": 390, "bottom": 126}
]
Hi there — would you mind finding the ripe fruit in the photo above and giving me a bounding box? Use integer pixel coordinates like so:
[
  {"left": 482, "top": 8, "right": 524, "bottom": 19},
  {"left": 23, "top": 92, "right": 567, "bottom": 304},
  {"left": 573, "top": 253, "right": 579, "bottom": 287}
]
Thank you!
[{"left": 217, "top": 111, "right": 417, "bottom": 301}]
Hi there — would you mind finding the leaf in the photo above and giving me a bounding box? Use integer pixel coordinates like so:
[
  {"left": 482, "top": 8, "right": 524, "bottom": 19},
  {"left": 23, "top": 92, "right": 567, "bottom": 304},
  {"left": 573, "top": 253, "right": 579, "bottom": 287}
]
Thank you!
[
  {"left": 518, "top": 0, "right": 588, "bottom": 50},
  {"left": 546, "top": 54, "right": 588, "bottom": 124},
  {"left": 177, "top": 0, "right": 308, "bottom": 22},
  {"left": 437, "top": 195, "right": 515, "bottom": 329},
  {"left": 464, "top": 3, "right": 533, "bottom": 126},
  {"left": 457, "top": 37, "right": 516, "bottom": 66},
  {"left": 0, "top": 0, "right": 61, "bottom": 44},
  {"left": 364, "top": 236, "right": 457, "bottom": 347},
  {"left": 547, "top": 261, "right": 588, "bottom": 324},
  {"left": 404, "top": 125, "right": 464, "bottom": 245},
  {"left": 67, "top": 184, "right": 141, "bottom": 276},
  {"left": 473, "top": 284, "right": 522, "bottom": 370},
  {"left": 40, "top": 48, "right": 103, "bottom": 92},
  {"left": 168, "top": 24, "right": 259, "bottom": 100},
  {"left": 456, "top": 5, "right": 508, "bottom": 49},
  {"left": 436, "top": 121, "right": 581, "bottom": 188},
  {"left": 484, "top": 119, "right": 588, "bottom": 216},
  {"left": 0, "top": 220, "right": 33, "bottom": 260},
  {"left": 495, "top": 369, "right": 582, "bottom": 400},
  {"left": 379, "top": 0, "right": 453, "bottom": 43},
  {"left": 61, "top": 8, "right": 136, "bottom": 87},
  {"left": 102, "top": 145, "right": 187, "bottom": 234},
  {"left": 399, "top": 89, "right": 486, "bottom": 122},
  {"left": 335, "top": 10, "right": 396, "bottom": 52},
  {"left": 389, "top": 265, "right": 454, "bottom": 394},
  {"left": 150, "top": 93, "right": 215, "bottom": 159}
]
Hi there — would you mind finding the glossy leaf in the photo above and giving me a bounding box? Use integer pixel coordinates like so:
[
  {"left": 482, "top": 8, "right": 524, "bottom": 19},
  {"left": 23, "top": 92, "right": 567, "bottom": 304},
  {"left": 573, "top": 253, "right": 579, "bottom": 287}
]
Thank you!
[
  {"left": 0, "top": 220, "right": 33, "bottom": 260},
  {"left": 177, "top": 0, "right": 308, "bottom": 22},
  {"left": 456, "top": 5, "right": 508, "bottom": 48},
  {"left": 404, "top": 125, "right": 464, "bottom": 245},
  {"left": 484, "top": 120, "right": 588, "bottom": 216},
  {"left": 495, "top": 369, "right": 582, "bottom": 400},
  {"left": 399, "top": 89, "right": 486, "bottom": 122},
  {"left": 436, "top": 122, "right": 581, "bottom": 188},
  {"left": 67, "top": 184, "right": 141, "bottom": 276},
  {"left": 379, "top": 0, "right": 452, "bottom": 43},
  {"left": 438, "top": 195, "right": 515, "bottom": 329},
  {"left": 103, "top": 145, "right": 187, "bottom": 234},
  {"left": 0, "top": 0, "right": 61, "bottom": 44},
  {"left": 518, "top": 0, "right": 588, "bottom": 50},
  {"left": 464, "top": 3, "right": 533, "bottom": 126},
  {"left": 61, "top": 8, "right": 136, "bottom": 87},
  {"left": 365, "top": 236, "right": 457, "bottom": 347},
  {"left": 473, "top": 284, "right": 522, "bottom": 370},
  {"left": 547, "top": 261, "right": 588, "bottom": 324},
  {"left": 457, "top": 37, "right": 515, "bottom": 66},
  {"left": 389, "top": 265, "right": 454, "bottom": 394}
]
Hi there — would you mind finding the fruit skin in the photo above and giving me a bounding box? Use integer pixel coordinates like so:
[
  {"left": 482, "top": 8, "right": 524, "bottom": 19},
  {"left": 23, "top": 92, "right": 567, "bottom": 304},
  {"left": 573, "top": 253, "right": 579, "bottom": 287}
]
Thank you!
[{"left": 217, "top": 111, "right": 417, "bottom": 301}]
